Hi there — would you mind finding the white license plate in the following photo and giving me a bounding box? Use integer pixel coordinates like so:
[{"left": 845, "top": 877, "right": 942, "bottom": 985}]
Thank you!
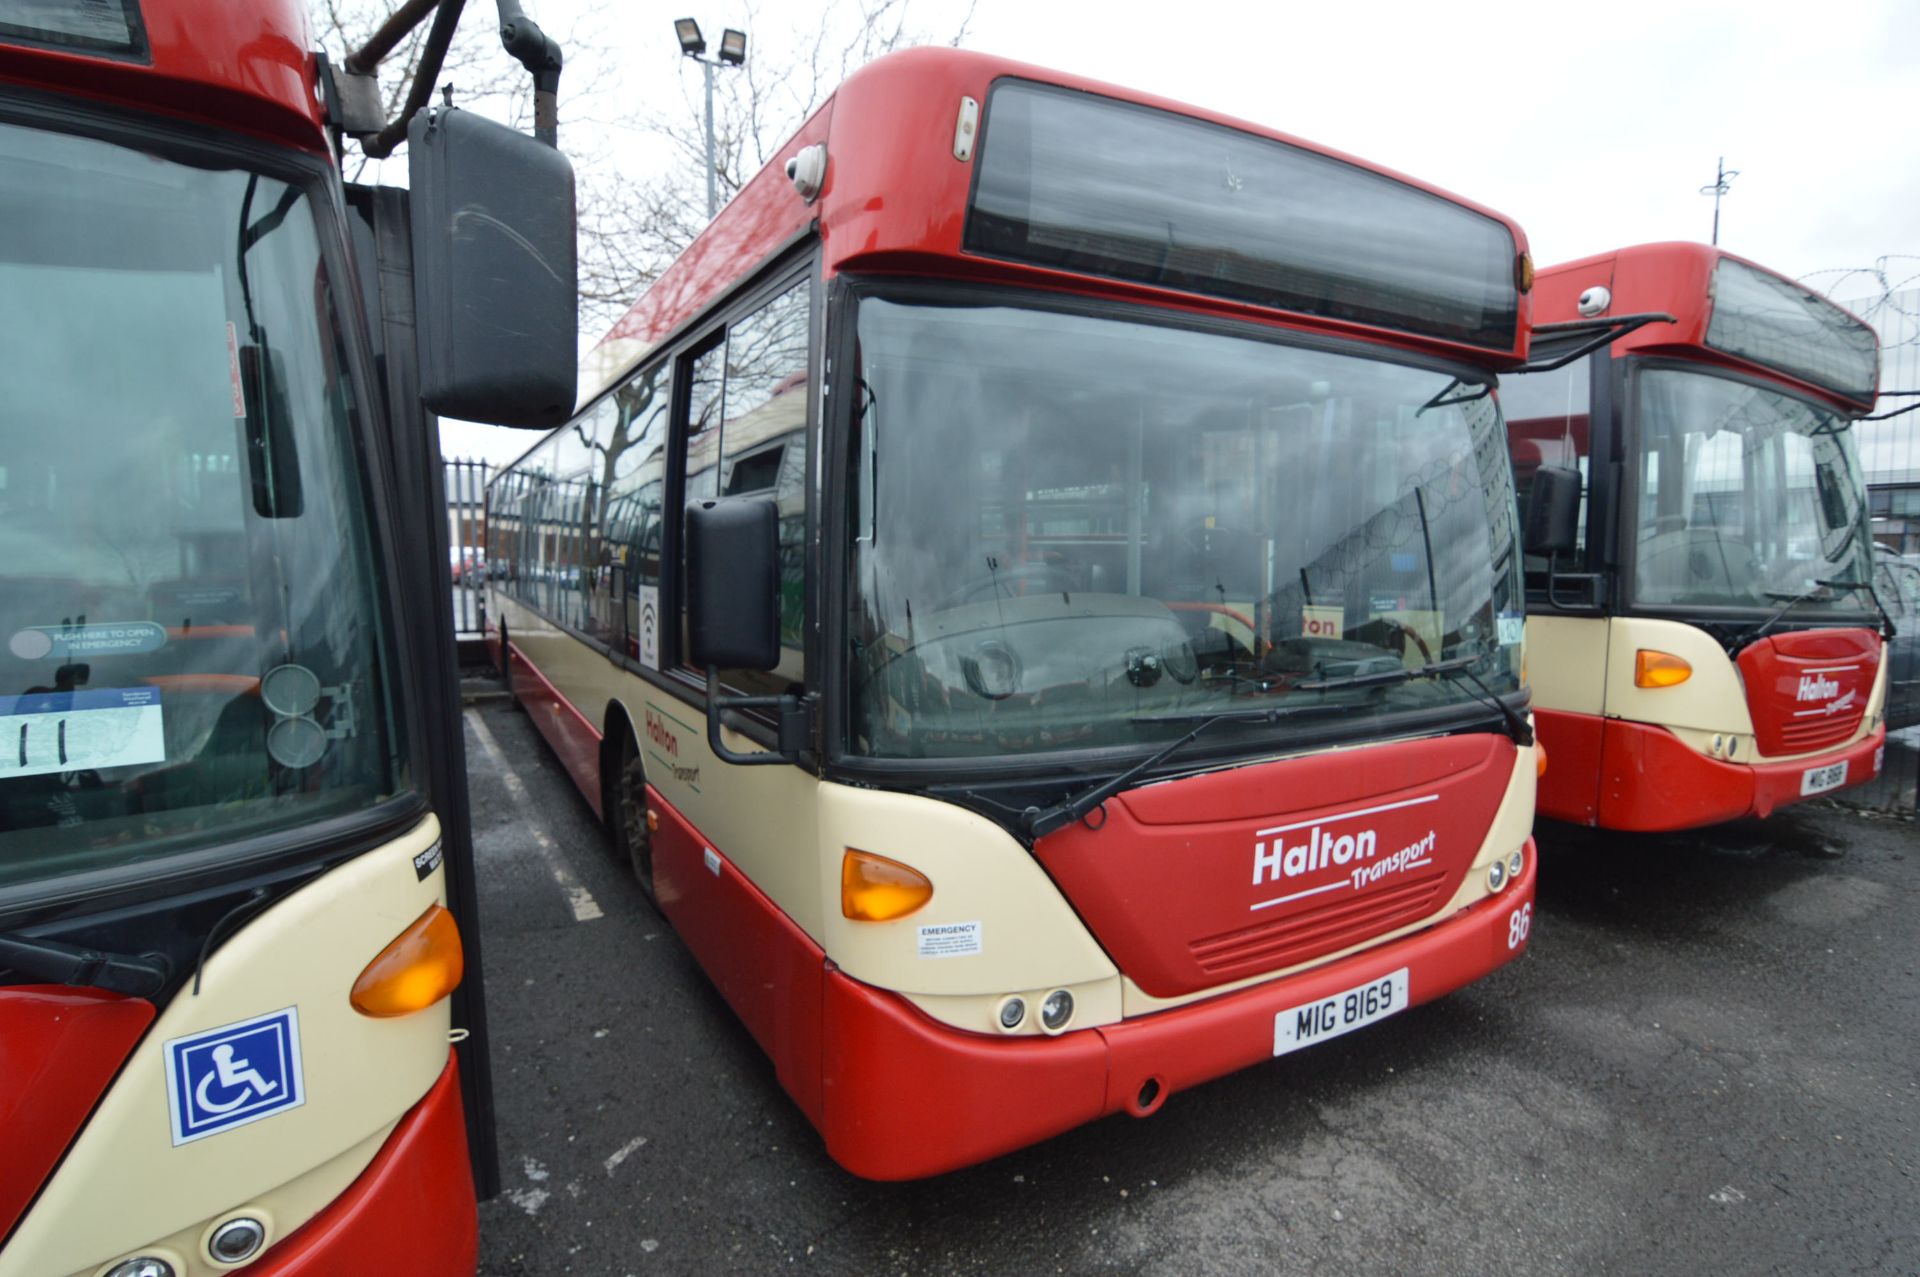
[
  {"left": 1273, "top": 968, "right": 1409, "bottom": 1057},
  {"left": 1801, "top": 761, "right": 1848, "bottom": 795}
]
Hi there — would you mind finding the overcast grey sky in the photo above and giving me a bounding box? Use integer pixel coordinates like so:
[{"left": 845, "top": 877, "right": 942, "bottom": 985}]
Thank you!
[{"left": 441, "top": 0, "right": 1920, "bottom": 460}]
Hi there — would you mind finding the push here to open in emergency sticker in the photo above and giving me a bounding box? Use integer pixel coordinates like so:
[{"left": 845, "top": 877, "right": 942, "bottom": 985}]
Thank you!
[{"left": 917, "top": 920, "right": 982, "bottom": 959}]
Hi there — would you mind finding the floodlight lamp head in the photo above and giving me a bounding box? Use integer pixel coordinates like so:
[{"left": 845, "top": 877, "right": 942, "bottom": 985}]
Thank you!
[
  {"left": 674, "top": 18, "right": 705, "bottom": 56},
  {"left": 719, "top": 28, "right": 747, "bottom": 65}
]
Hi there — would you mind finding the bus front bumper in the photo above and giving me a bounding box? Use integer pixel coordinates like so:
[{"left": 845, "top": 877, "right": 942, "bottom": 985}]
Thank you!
[
  {"left": 252, "top": 1050, "right": 478, "bottom": 1276},
  {"left": 819, "top": 841, "right": 1536, "bottom": 1180},
  {"left": 1595, "top": 718, "right": 1886, "bottom": 831}
]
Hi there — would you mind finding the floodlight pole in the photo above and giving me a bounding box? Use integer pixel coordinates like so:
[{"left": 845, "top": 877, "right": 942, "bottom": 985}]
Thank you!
[
  {"left": 702, "top": 57, "right": 716, "bottom": 218},
  {"left": 676, "top": 22, "right": 745, "bottom": 221}
]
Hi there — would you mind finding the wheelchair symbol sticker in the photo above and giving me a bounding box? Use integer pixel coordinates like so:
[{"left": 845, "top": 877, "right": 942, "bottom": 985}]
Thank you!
[{"left": 162, "top": 1008, "right": 305, "bottom": 1145}]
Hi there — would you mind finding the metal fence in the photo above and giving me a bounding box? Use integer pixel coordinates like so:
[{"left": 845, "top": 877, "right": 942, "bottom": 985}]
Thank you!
[{"left": 445, "top": 457, "right": 490, "bottom": 640}]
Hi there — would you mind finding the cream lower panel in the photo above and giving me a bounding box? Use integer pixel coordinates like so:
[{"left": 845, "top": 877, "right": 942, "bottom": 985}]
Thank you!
[
  {"left": 901, "top": 973, "right": 1124, "bottom": 1038},
  {"left": 82, "top": 1120, "right": 398, "bottom": 1277},
  {"left": 1525, "top": 614, "right": 1610, "bottom": 715},
  {"left": 634, "top": 691, "right": 827, "bottom": 940},
  {"left": 1121, "top": 736, "right": 1536, "bottom": 1018},
  {"left": 813, "top": 783, "right": 1119, "bottom": 999},
  {"left": 0, "top": 818, "right": 454, "bottom": 1277},
  {"left": 495, "top": 594, "right": 620, "bottom": 741},
  {"left": 1602, "top": 616, "right": 1755, "bottom": 736}
]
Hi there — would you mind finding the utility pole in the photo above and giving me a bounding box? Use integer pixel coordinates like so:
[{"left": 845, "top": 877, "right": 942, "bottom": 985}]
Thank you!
[
  {"left": 1699, "top": 156, "right": 1739, "bottom": 247},
  {"left": 673, "top": 20, "right": 747, "bottom": 220}
]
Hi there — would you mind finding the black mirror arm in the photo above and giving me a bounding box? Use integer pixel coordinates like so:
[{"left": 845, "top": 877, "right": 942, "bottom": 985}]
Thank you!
[
  {"left": 1523, "top": 313, "right": 1676, "bottom": 373},
  {"left": 494, "top": 0, "right": 563, "bottom": 146},
  {"left": 704, "top": 667, "right": 811, "bottom": 766}
]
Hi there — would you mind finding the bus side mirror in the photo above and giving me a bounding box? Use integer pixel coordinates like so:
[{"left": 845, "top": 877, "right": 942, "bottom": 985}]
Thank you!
[
  {"left": 686, "top": 498, "right": 779, "bottom": 670},
  {"left": 687, "top": 498, "right": 809, "bottom": 767},
  {"left": 1523, "top": 465, "right": 1581, "bottom": 556},
  {"left": 409, "top": 105, "right": 577, "bottom": 428}
]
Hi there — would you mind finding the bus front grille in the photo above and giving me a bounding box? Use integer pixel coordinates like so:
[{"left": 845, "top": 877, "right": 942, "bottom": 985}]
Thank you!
[{"left": 1188, "top": 871, "right": 1447, "bottom": 980}]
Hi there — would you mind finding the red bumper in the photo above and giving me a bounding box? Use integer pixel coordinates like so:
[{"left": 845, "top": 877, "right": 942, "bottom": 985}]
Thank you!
[
  {"left": 820, "top": 842, "right": 1536, "bottom": 1180},
  {"left": 253, "top": 1051, "right": 477, "bottom": 1276},
  {"left": 1593, "top": 716, "right": 1885, "bottom": 832}
]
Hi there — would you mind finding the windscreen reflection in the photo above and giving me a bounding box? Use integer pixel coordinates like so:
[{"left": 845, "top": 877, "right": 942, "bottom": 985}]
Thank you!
[{"left": 847, "top": 298, "right": 1523, "bottom": 761}]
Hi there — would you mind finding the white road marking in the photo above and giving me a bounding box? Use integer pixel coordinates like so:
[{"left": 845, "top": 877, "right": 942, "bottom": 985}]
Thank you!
[
  {"left": 467, "top": 709, "right": 604, "bottom": 922},
  {"left": 605, "top": 1135, "right": 649, "bottom": 1175}
]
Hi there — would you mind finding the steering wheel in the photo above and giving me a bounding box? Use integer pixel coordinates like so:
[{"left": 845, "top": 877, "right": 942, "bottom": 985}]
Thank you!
[
  {"left": 1377, "top": 616, "right": 1435, "bottom": 664},
  {"left": 936, "top": 562, "right": 1079, "bottom": 610}
]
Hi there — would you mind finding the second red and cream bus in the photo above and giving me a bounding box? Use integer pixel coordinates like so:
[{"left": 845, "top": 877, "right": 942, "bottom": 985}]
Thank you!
[
  {"left": 0, "top": 2, "right": 574, "bottom": 1272},
  {"left": 490, "top": 46, "right": 1543, "bottom": 1179},
  {"left": 1503, "top": 243, "right": 1886, "bottom": 830}
]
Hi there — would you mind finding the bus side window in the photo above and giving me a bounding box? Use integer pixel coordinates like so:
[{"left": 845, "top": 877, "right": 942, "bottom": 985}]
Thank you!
[
  {"left": 1500, "top": 354, "right": 1593, "bottom": 592},
  {"left": 677, "top": 335, "right": 726, "bottom": 668},
  {"left": 603, "top": 362, "right": 670, "bottom": 665},
  {"left": 715, "top": 278, "right": 810, "bottom": 699}
]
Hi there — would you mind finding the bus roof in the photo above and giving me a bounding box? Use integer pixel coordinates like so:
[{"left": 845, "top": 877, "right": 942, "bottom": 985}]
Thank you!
[
  {"left": 589, "top": 46, "right": 1531, "bottom": 405},
  {"left": 1532, "top": 241, "right": 1879, "bottom": 411},
  {"left": 0, "top": 0, "right": 326, "bottom": 153}
]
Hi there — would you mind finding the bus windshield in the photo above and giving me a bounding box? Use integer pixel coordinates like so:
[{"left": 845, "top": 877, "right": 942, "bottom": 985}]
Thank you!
[
  {"left": 1630, "top": 366, "right": 1873, "bottom": 612},
  {"left": 846, "top": 296, "right": 1524, "bottom": 762},
  {"left": 0, "top": 116, "right": 405, "bottom": 889}
]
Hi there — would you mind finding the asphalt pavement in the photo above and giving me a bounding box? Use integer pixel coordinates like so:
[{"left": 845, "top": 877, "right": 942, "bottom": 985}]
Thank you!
[{"left": 464, "top": 693, "right": 1920, "bottom": 1276}]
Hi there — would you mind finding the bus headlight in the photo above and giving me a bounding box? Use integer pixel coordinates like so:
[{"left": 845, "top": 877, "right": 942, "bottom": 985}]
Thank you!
[
  {"left": 1507, "top": 848, "right": 1524, "bottom": 881},
  {"left": 105, "top": 1259, "right": 176, "bottom": 1277},
  {"left": 1040, "top": 990, "right": 1074, "bottom": 1033},
  {"left": 997, "top": 997, "right": 1026, "bottom": 1031},
  {"left": 1487, "top": 860, "right": 1507, "bottom": 892}
]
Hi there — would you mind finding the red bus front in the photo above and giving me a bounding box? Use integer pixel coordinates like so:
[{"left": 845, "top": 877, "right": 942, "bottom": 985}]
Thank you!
[
  {"left": 493, "top": 48, "right": 1540, "bottom": 1179},
  {"left": 1504, "top": 243, "right": 1887, "bottom": 830}
]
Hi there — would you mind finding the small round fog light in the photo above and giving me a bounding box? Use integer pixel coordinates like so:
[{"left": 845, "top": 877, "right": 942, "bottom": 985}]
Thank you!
[
  {"left": 1507, "top": 849, "right": 1524, "bottom": 881},
  {"left": 106, "top": 1260, "right": 176, "bottom": 1277},
  {"left": 997, "top": 996, "right": 1026, "bottom": 1031},
  {"left": 1040, "top": 989, "right": 1074, "bottom": 1033},
  {"left": 1487, "top": 860, "right": 1506, "bottom": 892},
  {"left": 209, "top": 1217, "right": 266, "bottom": 1264}
]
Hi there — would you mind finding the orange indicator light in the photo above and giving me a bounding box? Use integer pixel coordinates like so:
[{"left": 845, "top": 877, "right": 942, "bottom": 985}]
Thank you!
[
  {"left": 1535, "top": 741, "right": 1549, "bottom": 776},
  {"left": 351, "top": 903, "right": 465, "bottom": 1018},
  {"left": 1634, "top": 650, "right": 1693, "bottom": 689},
  {"left": 841, "top": 849, "right": 933, "bottom": 921}
]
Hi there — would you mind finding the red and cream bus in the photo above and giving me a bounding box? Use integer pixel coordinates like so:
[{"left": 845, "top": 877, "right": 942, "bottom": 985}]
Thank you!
[
  {"left": 0, "top": 2, "right": 574, "bottom": 1274},
  {"left": 1503, "top": 243, "right": 1886, "bottom": 829},
  {"left": 490, "top": 47, "right": 1543, "bottom": 1179}
]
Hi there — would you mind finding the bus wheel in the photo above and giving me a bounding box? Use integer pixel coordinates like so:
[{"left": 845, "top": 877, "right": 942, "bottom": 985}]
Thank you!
[{"left": 613, "top": 731, "right": 659, "bottom": 912}]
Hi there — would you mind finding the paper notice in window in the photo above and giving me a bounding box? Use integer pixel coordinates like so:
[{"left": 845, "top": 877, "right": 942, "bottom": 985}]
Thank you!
[{"left": 0, "top": 688, "right": 166, "bottom": 779}]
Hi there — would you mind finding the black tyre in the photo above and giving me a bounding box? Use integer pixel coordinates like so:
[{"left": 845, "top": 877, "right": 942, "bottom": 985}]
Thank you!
[{"left": 611, "top": 729, "right": 660, "bottom": 912}]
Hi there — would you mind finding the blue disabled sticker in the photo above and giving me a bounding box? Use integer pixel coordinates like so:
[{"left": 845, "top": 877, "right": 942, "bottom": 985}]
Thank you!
[{"left": 163, "top": 1008, "right": 306, "bottom": 1145}]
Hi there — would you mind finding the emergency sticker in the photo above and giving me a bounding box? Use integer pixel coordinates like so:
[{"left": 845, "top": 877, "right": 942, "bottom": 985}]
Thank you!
[
  {"left": 0, "top": 687, "right": 166, "bottom": 779},
  {"left": 917, "top": 920, "right": 982, "bottom": 959},
  {"left": 1497, "top": 612, "right": 1525, "bottom": 646},
  {"left": 9, "top": 621, "right": 167, "bottom": 660}
]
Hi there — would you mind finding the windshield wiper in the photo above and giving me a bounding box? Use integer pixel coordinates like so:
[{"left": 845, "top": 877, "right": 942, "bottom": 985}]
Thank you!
[
  {"left": 1022, "top": 703, "right": 1347, "bottom": 840},
  {"left": 1299, "top": 655, "right": 1531, "bottom": 745},
  {"left": 0, "top": 931, "right": 170, "bottom": 998},
  {"left": 1737, "top": 578, "right": 1875, "bottom": 648},
  {"left": 1295, "top": 654, "right": 1476, "bottom": 692}
]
